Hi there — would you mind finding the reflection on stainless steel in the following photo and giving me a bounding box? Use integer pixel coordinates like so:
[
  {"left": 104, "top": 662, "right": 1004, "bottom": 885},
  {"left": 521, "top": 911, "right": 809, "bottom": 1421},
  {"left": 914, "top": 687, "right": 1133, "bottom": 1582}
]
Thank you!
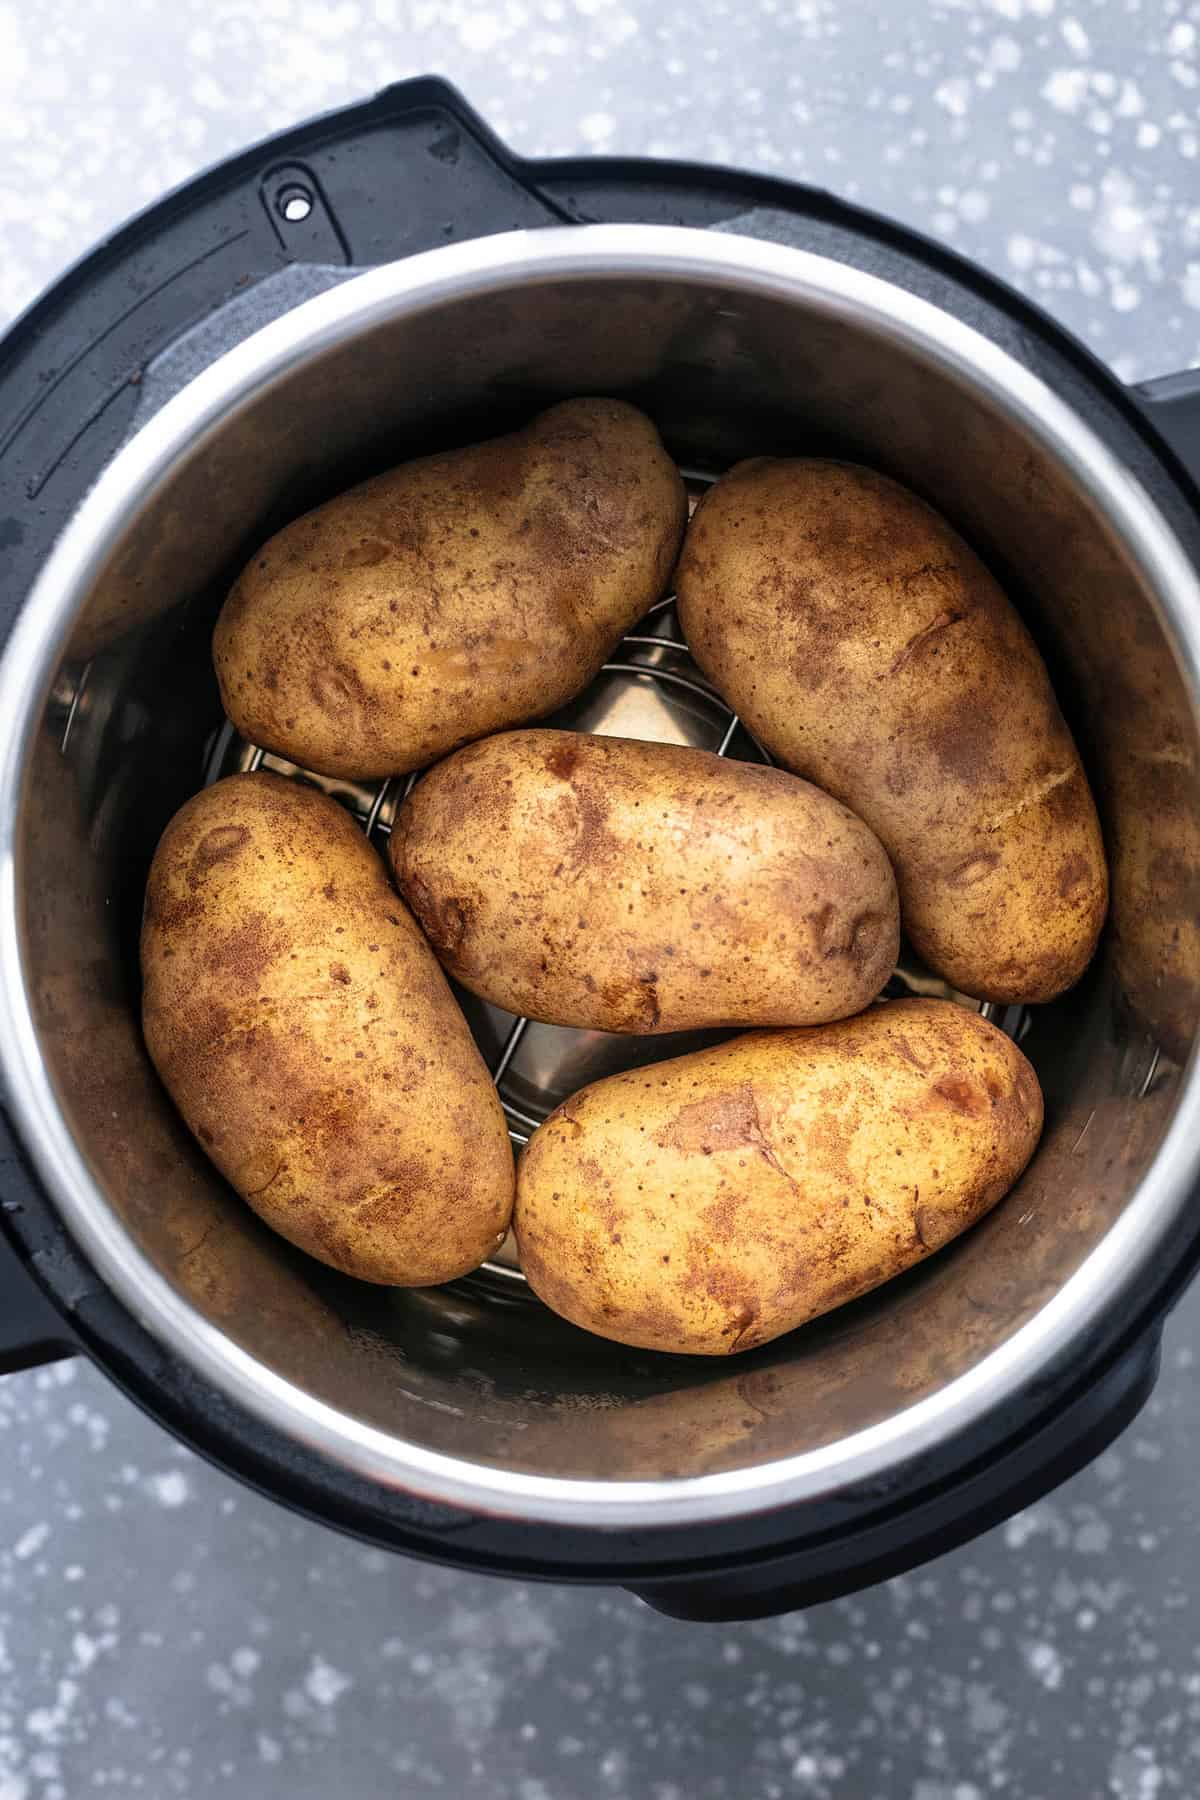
[{"left": 3, "top": 229, "right": 1200, "bottom": 1527}]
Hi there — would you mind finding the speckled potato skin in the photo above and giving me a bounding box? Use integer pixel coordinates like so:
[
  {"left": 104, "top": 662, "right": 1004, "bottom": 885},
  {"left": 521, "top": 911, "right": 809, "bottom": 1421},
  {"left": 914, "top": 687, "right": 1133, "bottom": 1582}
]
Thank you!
[
  {"left": 213, "top": 398, "right": 687, "bottom": 780},
  {"left": 391, "top": 729, "right": 899, "bottom": 1033},
  {"left": 141, "top": 772, "right": 514, "bottom": 1285},
  {"left": 515, "top": 999, "right": 1042, "bottom": 1355},
  {"left": 676, "top": 459, "right": 1108, "bottom": 1004}
]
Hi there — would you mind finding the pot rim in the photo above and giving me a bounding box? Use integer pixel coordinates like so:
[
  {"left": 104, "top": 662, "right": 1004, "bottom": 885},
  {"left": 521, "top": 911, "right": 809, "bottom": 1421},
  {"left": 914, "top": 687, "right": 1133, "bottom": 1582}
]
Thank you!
[{"left": 2, "top": 223, "right": 1198, "bottom": 1530}]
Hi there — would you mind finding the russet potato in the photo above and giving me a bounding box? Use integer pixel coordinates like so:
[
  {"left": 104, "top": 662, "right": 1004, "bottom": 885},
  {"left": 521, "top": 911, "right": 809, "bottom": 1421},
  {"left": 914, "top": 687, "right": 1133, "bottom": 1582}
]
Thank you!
[
  {"left": 213, "top": 398, "right": 687, "bottom": 779},
  {"left": 514, "top": 999, "right": 1042, "bottom": 1355},
  {"left": 141, "top": 772, "right": 514, "bottom": 1285},
  {"left": 391, "top": 728, "right": 899, "bottom": 1032},
  {"left": 676, "top": 458, "right": 1108, "bottom": 1004}
]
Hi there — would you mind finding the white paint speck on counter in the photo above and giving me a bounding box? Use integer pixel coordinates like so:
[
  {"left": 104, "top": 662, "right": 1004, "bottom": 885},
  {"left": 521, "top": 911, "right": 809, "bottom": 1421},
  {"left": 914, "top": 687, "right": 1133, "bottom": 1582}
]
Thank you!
[
  {"left": 303, "top": 1657, "right": 352, "bottom": 1708},
  {"left": 11, "top": 1524, "right": 48, "bottom": 1562},
  {"left": 145, "top": 1471, "right": 189, "bottom": 1509}
]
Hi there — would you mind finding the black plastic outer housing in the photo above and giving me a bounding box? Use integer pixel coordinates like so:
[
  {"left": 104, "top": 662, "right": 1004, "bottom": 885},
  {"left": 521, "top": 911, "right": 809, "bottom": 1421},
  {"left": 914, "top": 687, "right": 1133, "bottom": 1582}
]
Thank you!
[{"left": 2, "top": 77, "right": 1199, "bottom": 1620}]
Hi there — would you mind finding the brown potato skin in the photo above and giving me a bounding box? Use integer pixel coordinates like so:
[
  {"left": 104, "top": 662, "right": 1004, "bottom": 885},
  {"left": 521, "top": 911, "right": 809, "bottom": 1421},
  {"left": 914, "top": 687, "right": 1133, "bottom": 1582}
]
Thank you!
[
  {"left": 515, "top": 999, "right": 1043, "bottom": 1355},
  {"left": 141, "top": 773, "right": 514, "bottom": 1285},
  {"left": 391, "top": 729, "right": 899, "bottom": 1032},
  {"left": 676, "top": 459, "right": 1108, "bottom": 1004},
  {"left": 213, "top": 399, "right": 687, "bottom": 779}
]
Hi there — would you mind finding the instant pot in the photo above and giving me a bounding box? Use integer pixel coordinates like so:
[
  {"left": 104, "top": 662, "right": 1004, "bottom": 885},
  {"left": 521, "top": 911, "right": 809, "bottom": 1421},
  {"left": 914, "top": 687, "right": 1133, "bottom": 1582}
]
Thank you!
[{"left": 3, "top": 77, "right": 1200, "bottom": 1622}]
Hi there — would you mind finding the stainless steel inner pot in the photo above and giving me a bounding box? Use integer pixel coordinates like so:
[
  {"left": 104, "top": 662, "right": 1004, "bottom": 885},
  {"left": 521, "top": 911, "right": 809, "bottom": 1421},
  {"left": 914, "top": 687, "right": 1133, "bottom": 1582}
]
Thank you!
[{"left": 3, "top": 225, "right": 1199, "bottom": 1531}]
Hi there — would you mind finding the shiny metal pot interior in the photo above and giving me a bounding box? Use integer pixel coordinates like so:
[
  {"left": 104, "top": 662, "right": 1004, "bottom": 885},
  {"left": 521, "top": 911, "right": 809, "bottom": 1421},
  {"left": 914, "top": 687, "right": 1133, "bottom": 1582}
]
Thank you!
[{"left": 3, "top": 225, "right": 1200, "bottom": 1530}]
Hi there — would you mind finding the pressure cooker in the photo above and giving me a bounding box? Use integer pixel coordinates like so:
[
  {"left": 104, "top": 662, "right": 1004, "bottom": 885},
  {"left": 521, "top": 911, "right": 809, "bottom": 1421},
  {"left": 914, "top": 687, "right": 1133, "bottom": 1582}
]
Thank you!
[{"left": 2, "top": 78, "right": 1200, "bottom": 1622}]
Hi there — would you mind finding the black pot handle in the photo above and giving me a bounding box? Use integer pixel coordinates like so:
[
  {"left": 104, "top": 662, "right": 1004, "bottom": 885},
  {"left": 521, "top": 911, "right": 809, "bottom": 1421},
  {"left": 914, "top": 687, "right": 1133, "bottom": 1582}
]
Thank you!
[
  {"left": 629, "top": 1325, "right": 1160, "bottom": 1621},
  {"left": 0, "top": 1217, "right": 76, "bottom": 1374},
  {"left": 1134, "top": 369, "right": 1200, "bottom": 485},
  {"left": 0, "top": 76, "right": 573, "bottom": 655}
]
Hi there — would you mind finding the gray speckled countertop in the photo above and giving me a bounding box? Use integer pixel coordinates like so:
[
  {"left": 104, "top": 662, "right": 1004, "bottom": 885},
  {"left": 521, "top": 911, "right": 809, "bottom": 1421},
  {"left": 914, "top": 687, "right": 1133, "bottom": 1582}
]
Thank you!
[{"left": 3, "top": 4, "right": 1200, "bottom": 1797}]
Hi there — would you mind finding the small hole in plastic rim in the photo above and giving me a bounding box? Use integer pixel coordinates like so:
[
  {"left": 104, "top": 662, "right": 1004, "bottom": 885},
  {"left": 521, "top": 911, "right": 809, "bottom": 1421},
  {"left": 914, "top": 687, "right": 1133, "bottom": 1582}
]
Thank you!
[{"left": 277, "top": 185, "right": 313, "bottom": 224}]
